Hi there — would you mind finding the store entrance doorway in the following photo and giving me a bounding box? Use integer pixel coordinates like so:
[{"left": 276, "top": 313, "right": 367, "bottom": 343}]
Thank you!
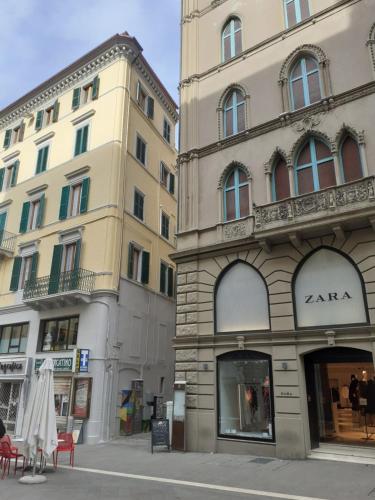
[{"left": 305, "top": 347, "right": 375, "bottom": 449}]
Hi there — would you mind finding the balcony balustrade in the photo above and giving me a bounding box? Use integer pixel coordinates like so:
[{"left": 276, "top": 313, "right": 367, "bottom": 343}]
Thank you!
[
  {"left": 254, "top": 176, "right": 375, "bottom": 241},
  {"left": 23, "top": 268, "right": 96, "bottom": 309},
  {"left": 0, "top": 230, "right": 17, "bottom": 257}
]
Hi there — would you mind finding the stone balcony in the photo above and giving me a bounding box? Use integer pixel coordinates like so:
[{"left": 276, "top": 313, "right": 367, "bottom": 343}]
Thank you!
[
  {"left": 23, "top": 268, "right": 96, "bottom": 310},
  {"left": 0, "top": 230, "right": 17, "bottom": 258},
  {"left": 254, "top": 176, "right": 375, "bottom": 246}
]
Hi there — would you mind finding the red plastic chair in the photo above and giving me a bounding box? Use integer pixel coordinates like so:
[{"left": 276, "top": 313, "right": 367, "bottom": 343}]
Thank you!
[
  {"left": 53, "top": 432, "right": 75, "bottom": 469},
  {"left": 0, "top": 441, "right": 25, "bottom": 479},
  {"left": 0, "top": 435, "right": 19, "bottom": 454}
]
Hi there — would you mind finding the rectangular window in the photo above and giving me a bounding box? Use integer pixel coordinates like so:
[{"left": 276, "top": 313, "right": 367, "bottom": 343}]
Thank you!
[
  {"left": 35, "top": 101, "right": 59, "bottom": 130},
  {"left": 137, "top": 82, "right": 147, "bottom": 111},
  {"left": 3, "top": 123, "right": 24, "bottom": 148},
  {"left": 59, "top": 178, "right": 90, "bottom": 220},
  {"left": 10, "top": 252, "right": 38, "bottom": 291},
  {"left": 62, "top": 243, "right": 77, "bottom": 273},
  {"left": 163, "top": 119, "right": 171, "bottom": 143},
  {"left": 19, "top": 256, "right": 33, "bottom": 290},
  {"left": 128, "top": 243, "right": 150, "bottom": 284},
  {"left": 44, "top": 106, "right": 54, "bottom": 126},
  {"left": 3, "top": 161, "right": 19, "bottom": 190},
  {"left": 74, "top": 124, "right": 89, "bottom": 157},
  {"left": 136, "top": 135, "right": 147, "bottom": 165},
  {"left": 285, "top": 0, "right": 310, "bottom": 28},
  {"left": 133, "top": 189, "right": 144, "bottom": 221},
  {"left": 159, "top": 261, "right": 174, "bottom": 296},
  {"left": 0, "top": 323, "right": 29, "bottom": 354},
  {"left": 28, "top": 199, "right": 41, "bottom": 230},
  {"left": 161, "top": 212, "right": 170, "bottom": 240},
  {"left": 160, "top": 162, "right": 169, "bottom": 188},
  {"left": 40, "top": 316, "right": 79, "bottom": 352},
  {"left": 36, "top": 145, "right": 49, "bottom": 174},
  {"left": 70, "top": 184, "right": 82, "bottom": 217},
  {"left": 72, "top": 76, "right": 99, "bottom": 110}
]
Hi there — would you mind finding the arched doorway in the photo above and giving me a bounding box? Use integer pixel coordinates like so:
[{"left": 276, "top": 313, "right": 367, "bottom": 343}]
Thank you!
[{"left": 304, "top": 347, "right": 375, "bottom": 449}]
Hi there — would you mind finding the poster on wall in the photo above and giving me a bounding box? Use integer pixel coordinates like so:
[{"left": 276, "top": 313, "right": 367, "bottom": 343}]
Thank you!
[{"left": 72, "top": 378, "right": 92, "bottom": 419}]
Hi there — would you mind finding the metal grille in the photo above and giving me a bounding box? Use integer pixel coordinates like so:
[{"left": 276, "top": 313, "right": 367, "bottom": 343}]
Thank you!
[{"left": 0, "top": 382, "right": 21, "bottom": 433}]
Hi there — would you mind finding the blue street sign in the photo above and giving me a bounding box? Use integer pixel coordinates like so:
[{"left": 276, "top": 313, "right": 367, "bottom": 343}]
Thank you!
[{"left": 79, "top": 349, "right": 89, "bottom": 373}]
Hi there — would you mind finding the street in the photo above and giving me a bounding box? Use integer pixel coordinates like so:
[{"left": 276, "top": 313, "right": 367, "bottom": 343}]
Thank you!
[{"left": 1, "top": 435, "right": 375, "bottom": 500}]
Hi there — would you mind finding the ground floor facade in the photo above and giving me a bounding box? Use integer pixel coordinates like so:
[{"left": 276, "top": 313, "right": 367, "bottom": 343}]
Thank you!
[
  {"left": 174, "top": 225, "right": 375, "bottom": 459},
  {"left": 0, "top": 280, "right": 175, "bottom": 444}
]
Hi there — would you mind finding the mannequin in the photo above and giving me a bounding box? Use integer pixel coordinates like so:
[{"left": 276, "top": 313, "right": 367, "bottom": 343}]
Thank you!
[{"left": 349, "top": 374, "right": 359, "bottom": 412}]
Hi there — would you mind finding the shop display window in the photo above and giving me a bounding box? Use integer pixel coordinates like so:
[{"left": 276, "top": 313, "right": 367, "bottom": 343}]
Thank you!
[
  {"left": 218, "top": 351, "right": 274, "bottom": 441},
  {"left": 0, "top": 323, "right": 28, "bottom": 354},
  {"left": 40, "top": 316, "right": 79, "bottom": 352}
]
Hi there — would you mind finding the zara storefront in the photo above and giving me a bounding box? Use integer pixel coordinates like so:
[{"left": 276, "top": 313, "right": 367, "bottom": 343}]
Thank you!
[{"left": 174, "top": 237, "right": 375, "bottom": 459}]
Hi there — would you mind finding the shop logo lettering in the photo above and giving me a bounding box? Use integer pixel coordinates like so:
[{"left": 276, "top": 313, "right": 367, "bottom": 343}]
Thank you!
[
  {"left": 0, "top": 361, "right": 23, "bottom": 374},
  {"left": 304, "top": 291, "right": 352, "bottom": 304}
]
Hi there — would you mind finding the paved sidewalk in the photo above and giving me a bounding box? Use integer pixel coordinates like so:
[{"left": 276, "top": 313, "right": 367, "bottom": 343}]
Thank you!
[{"left": 1, "top": 434, "right": 375, "bottom": 499}]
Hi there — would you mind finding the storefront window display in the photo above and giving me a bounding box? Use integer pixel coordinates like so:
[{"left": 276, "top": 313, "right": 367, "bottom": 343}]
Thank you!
[
  {"left": 218, "top": 351, "right": 274, "bottom": 441},
  {"left": 40, "top": 316, "right": 79, "bottom": 352}
]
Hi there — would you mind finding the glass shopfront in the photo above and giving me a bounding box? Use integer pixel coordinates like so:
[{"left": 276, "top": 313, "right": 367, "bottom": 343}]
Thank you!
[{"left": 218, "top": 351, "right": 274, "bottom": 441}]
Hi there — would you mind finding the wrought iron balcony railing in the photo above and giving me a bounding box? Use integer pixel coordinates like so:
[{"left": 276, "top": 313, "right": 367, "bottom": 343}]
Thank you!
[
  {"left": 0, "top": 230, "right": 17, "bottom": 255},
  {"left": 254, "top": 176, "right": 375, "bottom": 232},
  {"left": 23, "top": 268, "right": 96, "bottom": 301}
]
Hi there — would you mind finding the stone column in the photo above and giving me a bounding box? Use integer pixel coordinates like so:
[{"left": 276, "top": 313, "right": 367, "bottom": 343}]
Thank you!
[
  {"left": 359, "top": 132, "right": 369, "bottom": 177},
  {"left": 288, "top": 163, "right": 295, "bottom": 197}
]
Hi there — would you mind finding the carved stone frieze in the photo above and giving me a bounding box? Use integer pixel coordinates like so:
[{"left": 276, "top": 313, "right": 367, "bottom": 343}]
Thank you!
[
  {"left": 291, "top": 111, "right": 326, "bottom": 133},
  {"left": 254, "top": 177, "right": 375, "bottom": 231},
  {"left": 223, "top": 221, "right": 249, "bottom": 241}
]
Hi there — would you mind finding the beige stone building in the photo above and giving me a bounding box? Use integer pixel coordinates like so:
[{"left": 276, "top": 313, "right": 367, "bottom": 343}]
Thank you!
[
  {"left": 174, "top": 0, "right": 375, "bottom": 459},
  {"left": 0, "top": 32, "right": 178, "bottom": 443}
]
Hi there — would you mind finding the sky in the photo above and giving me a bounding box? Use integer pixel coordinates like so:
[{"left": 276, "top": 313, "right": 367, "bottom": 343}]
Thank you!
[{"left": 0, "top": 0, "right": 181, "bottom": 110}]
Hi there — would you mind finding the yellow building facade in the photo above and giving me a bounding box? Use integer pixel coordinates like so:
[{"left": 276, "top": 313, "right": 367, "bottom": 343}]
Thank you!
[{"left": 0, "top": 32, "right": 178, "bottom": 443}]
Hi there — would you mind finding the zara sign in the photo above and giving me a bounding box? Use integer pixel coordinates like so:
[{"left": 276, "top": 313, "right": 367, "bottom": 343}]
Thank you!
[{"left": 294, "top": 248, "right": 367, "bottom": 328}]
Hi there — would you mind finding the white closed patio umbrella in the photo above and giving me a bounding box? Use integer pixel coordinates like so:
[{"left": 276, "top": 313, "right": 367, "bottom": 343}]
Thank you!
[{"left": 19, "top": 358, "right": 58, "bottom": 484}]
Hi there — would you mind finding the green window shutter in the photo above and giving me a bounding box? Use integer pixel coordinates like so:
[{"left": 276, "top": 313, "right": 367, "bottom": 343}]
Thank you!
[
  {"left": 18, "top": 122, "right": 25, "bottom": 142},
  {"left": 169, "top": 173, "right": 175, "bottom": 195},
  {"left": 81, "top": 125, "right": 88, "bottom": 154},
  {"left": 0, "top": 168, "right": 5, "bottom": 191},
  {"left": 36, "top": 194, "right": 45, "bottom": 228},
  {"left": 36, "top": 148, "right": 43, "bottom": 174},
  {"left": 59, "top": 186, "right": 70, "bottom": 220},
  {"left": 72, "top": 88, "right": 81, "bottom": 110},
  {"left": 35, "top": 110, "right": 44, "bottom": 130},
  {"left": 70, "top": 239, "right": 82, "bottom": 289},
  {"left": 92, "top": 76, "right": 100, "bottom": 100},
  {"left": 167, "top": 267, "right": 174, "bottom": 297},
  {"left": 160, "top": 262, "right": 166, "bottom": 293},
  {"left": 10, "top": 257, "right": 22, "bottom": 292},
  {"left": 127, "top": 243, "right": 134, "bottom": 279},
  {"left": 141, "top": 251, "right": 150, "bottom": 284},
  {"left": 41, "top": 146, "right": 49, "bottom": 172},
  {"left": 3, "top": 130, "right": 11, "bottom": 149},
  {"left": 52, "top": 100, "right": 60, "bottom": 122},
  {"left": 74, "top": 128, "right": 83, "bottom": 156},
  {"left": 80, "top": 177, "right": 90, "bottom": 214},
  {"left": 74, "top": 239, "right": 81, "bottom": 271},
  {"left": 10, "top": 160, "right": 19, "bottom": 187},
  {"left": 19, "top": 201, "right": 30, "bottom": 233},
  {"left": 29, "top": 252, "right": 39, "bottom": 284},
  {"left": 147, "top": 97, "right": 154, "bottom": 119},
  {"left": 48, "top": 244, "right": 63, "bottom": 294}
]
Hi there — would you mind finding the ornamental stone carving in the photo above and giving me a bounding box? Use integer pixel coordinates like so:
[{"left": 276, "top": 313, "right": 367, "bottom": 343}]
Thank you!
[
  {"left": 291, "top": 112, "right": 326, "bottom": 133},
  {"left": 255, "top": 177, "right": 375, "bottom": 231},
  {"left": 223, "top": 221, "right": 249, "bottom": 241}
]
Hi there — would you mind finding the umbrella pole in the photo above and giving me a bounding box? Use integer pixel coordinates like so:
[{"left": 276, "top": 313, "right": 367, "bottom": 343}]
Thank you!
[{"left": 18, "top": 455, "right": 47, "bottom": 484}]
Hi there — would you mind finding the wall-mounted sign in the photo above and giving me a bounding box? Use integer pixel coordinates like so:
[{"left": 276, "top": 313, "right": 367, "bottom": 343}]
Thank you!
[
  {"left": 172, "top": 381, "right": 186, "bottom": 452},
  {"left": 72, "top": 377, "right": 92, "bottom": 419},
  {"left": 79, "top": 349, "right": 89, "bottom": 373},
  {"left": 34, "top": 357, "right": 75, "bottom": 373},
  {"left": 294, "top": 248, "right": 367, "bottom": 328},
  {"left": 0, "top": 358, "right": 28, "bottom": 378}
]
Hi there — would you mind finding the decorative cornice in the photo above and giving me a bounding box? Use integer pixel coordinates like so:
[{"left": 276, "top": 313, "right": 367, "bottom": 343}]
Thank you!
[
  {"left": 0, "top": 199, "right": 12, "bottom": 210},
  {"left": 335, "top": 123, "right": 364, "bottom": 146},
  {"left": 65, "top": 165, "right": 91, "bottom": 180},
  {"left": 71, "top": 109, "right": 96, "bottom": 126},
  {"left": 26, "top": 184, "right": 48, "bottom": 197},
  {"left": 34, "top": 131, "right": 55, "bottom": 145},
  {"left": 179, "top": 81, "right": 375, "bottom": 162},
  {"left": 0, "top": 33, "right": 178, "bottom": 129},
  {"left": 2, "top": 150, "right": 20, "bottom": 163}
]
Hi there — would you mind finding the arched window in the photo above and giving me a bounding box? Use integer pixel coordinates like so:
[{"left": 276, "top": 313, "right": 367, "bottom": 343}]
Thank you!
[
  {"left": 293, "top": 247, "right": 368, "bottom": 328},
  {"left": 215, "top": 262, "right": 270, "bottom": 333},
  {"left": 223, "top": 89, "right": 245, "bottom": 137},
  {"left": 340, "top": 135, "right": 363, "bottom": 183},
  {"left": 295, "top": 137, "right": 335, "bottom": 195},
  {"left": 272, "top": 158, "right": 290, "bottom": 201},
  {"left": 284, "top": 0, "right": 310, "bottom": 28},
  {"left": 290, "top": 56, "right": 322, "bottom": 110},
  {"left": 222, "top": 17, "right": 242, "bottom": 62},
  {"left": 224, "top": 167, "right": 249, "bottom": 221}
]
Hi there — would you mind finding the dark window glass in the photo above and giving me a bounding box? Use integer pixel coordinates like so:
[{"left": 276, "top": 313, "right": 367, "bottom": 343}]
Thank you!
[
  {"left": 239, "top": 185, "right": 249, "bottom": 217},
  {"left": 161, "top": 213, "right": 169, "bottom": 239},
  {"left": 297, "top": 143, "right": 312, "bottom": 166},
  {"left": 273, "top": 159, "right": 290, "bottom": 201},
  {"left": 136, "top": 136, "right": 146, "bottom": 165},
  {"left": 341, "top": 136, "right": 363, "bottom": 183},
  {"left": 218, "top": 351, "right": 273, "bottom": 441},
  {"left": 290, "top": 57, "right": 321, "bottom": 110},
  {"left": 307, "top": 72, "right": 321, "bottom": 104},
  {"left": 291, "top": 78, "right": 305, "bottom": 110},
  {"left": 297, "top": 167, "right": 314, "bottom": 194},
  {"left": 286, "top": 1, "right": 297, "bottom": 27},
  {"left": 134, "top": 190, "right": 144, "bottom": 220},
  {"left": 222, "top": 18, "right": 242, "bottom": 62},
  {"left": 40, "top": 316, "right": 79, "bottom": 352},
  {"left": 318, "top": 160, "right": 336, "bottom": 189},
  {"left": 0, "top": 323, "right": 28, "bottom": 354}
]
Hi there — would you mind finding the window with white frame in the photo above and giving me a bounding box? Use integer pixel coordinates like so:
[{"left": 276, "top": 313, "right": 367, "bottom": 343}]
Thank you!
[
  {"left": 160, "top": 162, "right": 175, "bottom": 194},
  {"left": 127, "top": 242, "right": 150, "bottom": 284},
  {"left": 222, "top": 17, "right": 242, "bottom": 62},
  {"left": 0, "top": 160, "right": 19, "bottom": 191},
  {"left": 161, "top": 212, "right": 170, "bottom": 240},
  {"left": 35, "top": 101, "right": 59, "bottom": 131},
  {"left": 71, "top": 76, "right": 100, "bottom": 110},
  {"left": 59, "top": 178, "right": 90, "bottom": 220},
  {"left": 136, "top": 135, "right": 147, "bottom": 165},
  {"left": 3, "top": 122, "right": 25, "bottom": 149},
  {"left": 284, "top": 0, "right": 310, "bottom": 28},
  {"left": 19, "top": 194, "right": 46, "bottom": 234},
  {"left": 160, "top": 260, "right": 174, "bottom": 297},
  {"left": 9, "top": 252, "right": 39, "bottom": 292}
]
